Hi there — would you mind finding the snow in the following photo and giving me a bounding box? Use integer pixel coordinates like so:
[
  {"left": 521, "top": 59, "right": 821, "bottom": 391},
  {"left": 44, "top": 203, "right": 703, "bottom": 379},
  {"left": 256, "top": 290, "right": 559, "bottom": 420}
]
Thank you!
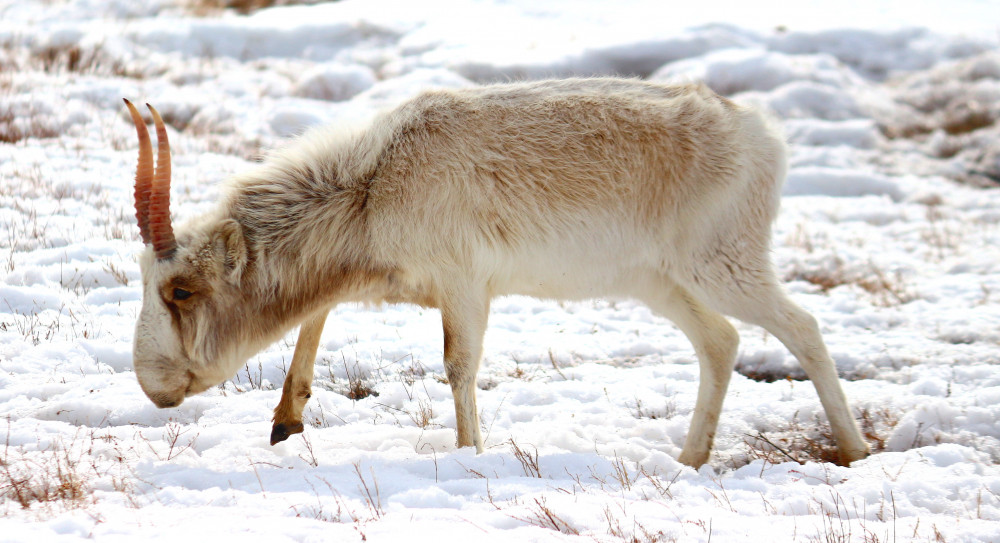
[{"left": 2, "top": 0, "right": 1000, "bottom": 541}]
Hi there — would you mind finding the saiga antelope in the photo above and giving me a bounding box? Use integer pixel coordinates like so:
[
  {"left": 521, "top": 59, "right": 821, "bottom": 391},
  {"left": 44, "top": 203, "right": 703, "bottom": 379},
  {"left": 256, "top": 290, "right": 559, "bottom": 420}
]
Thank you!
[{"left": 124, "top": 78, "right": 870, "bottom": 467}]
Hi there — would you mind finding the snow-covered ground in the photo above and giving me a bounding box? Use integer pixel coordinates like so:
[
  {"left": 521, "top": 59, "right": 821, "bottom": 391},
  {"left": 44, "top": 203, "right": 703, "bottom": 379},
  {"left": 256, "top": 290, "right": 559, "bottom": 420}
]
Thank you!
[{"left": 2, "top": 0, "right": 1000, "bottom": 541}]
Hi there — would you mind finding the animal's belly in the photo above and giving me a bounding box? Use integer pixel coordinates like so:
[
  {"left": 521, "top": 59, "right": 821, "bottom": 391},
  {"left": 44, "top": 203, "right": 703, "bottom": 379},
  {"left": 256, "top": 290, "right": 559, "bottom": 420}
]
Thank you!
[{"left": 492, "top": 247, "right": 658, "bottom": 301}]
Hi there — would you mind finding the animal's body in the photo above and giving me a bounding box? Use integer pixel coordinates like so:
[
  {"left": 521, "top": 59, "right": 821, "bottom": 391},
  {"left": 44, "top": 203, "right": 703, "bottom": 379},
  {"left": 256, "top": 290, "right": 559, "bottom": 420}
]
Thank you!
[{"left": 125, "top": 78, "right": 870, "bottom": 467}]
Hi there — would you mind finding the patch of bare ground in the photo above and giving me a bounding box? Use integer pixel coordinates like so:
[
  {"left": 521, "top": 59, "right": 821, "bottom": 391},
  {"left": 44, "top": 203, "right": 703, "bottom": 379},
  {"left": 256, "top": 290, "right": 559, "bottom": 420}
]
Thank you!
[
  {"left": 878, "top": 52, "right": 1000, "bottom": 187},
  {"left": 785, "top": 257, "right": 916, "bottom": 308},
  {"left": 739, "top": 406, "right": 898, "bottom": 467},
  {"left": 186, "top": 0, "right": 335, "bottom": 15}
]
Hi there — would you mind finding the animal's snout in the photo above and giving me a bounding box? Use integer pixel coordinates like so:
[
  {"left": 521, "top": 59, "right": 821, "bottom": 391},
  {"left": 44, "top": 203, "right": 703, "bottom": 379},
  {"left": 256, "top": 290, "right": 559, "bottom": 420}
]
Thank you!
[
  {"left": 149, "top": 393, "right": 184, "bottom": 409},
  {"left": 137, "top": 367, "right": 193, "bottom": 409}
]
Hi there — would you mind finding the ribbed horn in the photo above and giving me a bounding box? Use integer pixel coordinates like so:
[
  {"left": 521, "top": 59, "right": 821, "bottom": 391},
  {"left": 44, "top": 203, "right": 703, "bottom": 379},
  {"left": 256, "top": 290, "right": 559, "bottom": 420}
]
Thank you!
[
  {"left": 124, "top": 99, "right": 152, "bottom": 245},
  {"left": 146, "top": 104, "right": 177, "bottom": 260}
]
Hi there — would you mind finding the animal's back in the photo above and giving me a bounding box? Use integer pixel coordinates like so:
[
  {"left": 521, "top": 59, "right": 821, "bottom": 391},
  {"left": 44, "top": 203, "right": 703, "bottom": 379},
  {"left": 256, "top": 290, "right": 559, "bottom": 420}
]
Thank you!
[{"left": 364, "top": 78, "right": 786, "bottom": 295}]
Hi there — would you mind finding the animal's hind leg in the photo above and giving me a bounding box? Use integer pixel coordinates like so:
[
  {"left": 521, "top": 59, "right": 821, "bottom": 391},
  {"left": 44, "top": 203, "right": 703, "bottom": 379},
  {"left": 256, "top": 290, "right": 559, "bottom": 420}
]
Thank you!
[
  {"left": 271, "top": 312, "right": 328, "bottom": 445},
  {"left": 691, "top": 267, "right": 870, "bottom": 465},
  {"left": 642, "top": 284, "right": 740, "bottom": 467},
  {"left": 746, "top": 294, "right": 869, "bottom": 464}
]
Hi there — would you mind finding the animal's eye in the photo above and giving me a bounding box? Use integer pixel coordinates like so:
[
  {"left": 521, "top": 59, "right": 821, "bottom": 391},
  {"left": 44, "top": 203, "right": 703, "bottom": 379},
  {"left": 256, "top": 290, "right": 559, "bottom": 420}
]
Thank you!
[{"left": 173, "top": 288, "right": 193, "bottom": 301}]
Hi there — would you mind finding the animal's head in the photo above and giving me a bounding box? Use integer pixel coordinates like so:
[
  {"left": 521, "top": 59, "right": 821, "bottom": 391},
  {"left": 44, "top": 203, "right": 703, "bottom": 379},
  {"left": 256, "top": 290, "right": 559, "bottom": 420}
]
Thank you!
[{"left": 125, "top": 100, "right": 258, "bottom": 408}]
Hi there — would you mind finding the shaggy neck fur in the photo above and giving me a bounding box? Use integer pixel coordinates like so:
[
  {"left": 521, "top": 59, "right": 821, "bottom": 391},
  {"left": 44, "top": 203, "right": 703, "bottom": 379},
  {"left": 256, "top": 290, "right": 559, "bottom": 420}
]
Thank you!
[{"left": 221, "top": 115, "right": 413, "bottom": 336}]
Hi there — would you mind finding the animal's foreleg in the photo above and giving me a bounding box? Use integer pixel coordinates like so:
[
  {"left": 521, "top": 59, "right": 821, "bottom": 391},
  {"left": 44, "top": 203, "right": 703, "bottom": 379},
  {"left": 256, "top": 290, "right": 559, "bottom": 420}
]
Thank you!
[
  {"left": 270, "top": 312, "right": 328, "bottom": 445},
  {"left": 441, "top": 291, "right": 490, "bottom": 453}
]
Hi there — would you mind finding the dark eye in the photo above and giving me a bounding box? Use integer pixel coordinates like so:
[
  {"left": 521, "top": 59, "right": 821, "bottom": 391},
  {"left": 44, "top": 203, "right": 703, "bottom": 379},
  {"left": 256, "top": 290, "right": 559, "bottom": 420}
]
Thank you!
[{"left": 173, "top": 288, "right": 193, "bottom": 301}]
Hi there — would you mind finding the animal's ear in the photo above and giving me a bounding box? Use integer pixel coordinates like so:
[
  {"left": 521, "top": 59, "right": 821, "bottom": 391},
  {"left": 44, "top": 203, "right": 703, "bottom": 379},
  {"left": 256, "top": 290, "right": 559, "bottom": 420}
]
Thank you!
[{"left": 215, "top": 219, "right": 248, "bottom": 284}]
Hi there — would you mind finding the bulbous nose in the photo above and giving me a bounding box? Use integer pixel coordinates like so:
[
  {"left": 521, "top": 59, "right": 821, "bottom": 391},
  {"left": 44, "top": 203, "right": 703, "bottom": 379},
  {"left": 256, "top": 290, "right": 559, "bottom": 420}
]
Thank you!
[
  {"left": 133, "top": 352, "right": 193, "bottom": 408},
  {"left": 149, "top": 392, "right": 184, "bottom": 409}
]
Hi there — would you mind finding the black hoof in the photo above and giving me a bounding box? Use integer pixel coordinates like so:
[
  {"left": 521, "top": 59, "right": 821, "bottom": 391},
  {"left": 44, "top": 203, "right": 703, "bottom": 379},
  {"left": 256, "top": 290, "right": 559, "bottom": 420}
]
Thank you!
[{"left": 270, "top": 422, "right": 304, "bottom": 445}]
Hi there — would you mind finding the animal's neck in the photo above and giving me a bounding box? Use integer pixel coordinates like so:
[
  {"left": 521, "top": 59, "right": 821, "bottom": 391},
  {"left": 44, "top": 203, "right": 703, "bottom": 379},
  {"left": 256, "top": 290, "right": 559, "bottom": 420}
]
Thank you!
[
  {"left": 233, "top": 201, "right": 405, "bottom": 329},
  {"left": 223, "top": 120, "right": 423, "bottom": 322}
]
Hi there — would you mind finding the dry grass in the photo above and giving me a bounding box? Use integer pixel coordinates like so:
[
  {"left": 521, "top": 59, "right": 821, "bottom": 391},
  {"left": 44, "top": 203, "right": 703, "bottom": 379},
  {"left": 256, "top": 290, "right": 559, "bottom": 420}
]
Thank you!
[
  {"left": 518, "top": 497, "right": 580, "bottom": 535},
  {"left": 229, "top": 359, "right": 275, "bottom": 392},
  {"left": 352, "top": 463, "right": 384, "bottom": 521},
  {"left": 604, "top": 505, "right": 675, "bottom": 543},
  {"left": 744, "top": 427, "right": 841, "bottom": 466},
  {"left": 0, "top": 105, "right": 60, "bottom": 144},
  {"left": 0, "top": 425, "right": 142, "bottom": 517},
  {"left": 341, "top": 358, "right": 378, "bottom": 401},
  {"left": 318, "top": 353, "right": 382, "bottom": 401},
  {"left": 786, "top": 259, "right": 916, "bottom": 307},
  {"left": 740, "top": 406, "right": 898, "bottom": 468},
  {"left": 139, "top": 422, "right": 199, "bottom": 461},
  {"left": 1, "top": 43, "right": 132, "bottom": 80},
  {"left": 288, "top": 466, "right": 385, "bottom": 541},
  {"left": 627, "top": 396, "right": 677, "bottom": 420},
  {"left": 291, "top": 476, "right": 346, "bottom": 523},
  {"left": 0, "top": 310, "right": 61, "bottom": 347},
  {"left": 407, "top": 398, "right": 435, "bottom": 428},
  {"left": 34, "top": 45, "right": 129, "bottom": 77},
  {"left": 473, "top": 451, "right": 684, "bottom": 541},
  {"left": 0, "top": 441, "right": 90, "bottom": 511},
  {"left": 509, "top": 438, "right": 542, "bottom": 478},
  {"left": 857, "top": 406, "right": 901, "bottom": 453}
]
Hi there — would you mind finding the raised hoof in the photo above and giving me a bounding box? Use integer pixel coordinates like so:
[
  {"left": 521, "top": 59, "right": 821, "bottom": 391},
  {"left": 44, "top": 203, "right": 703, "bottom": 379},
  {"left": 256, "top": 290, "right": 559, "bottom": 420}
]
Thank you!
[{"left": 270, "top": 421, "right": 304, "bottom": 445}]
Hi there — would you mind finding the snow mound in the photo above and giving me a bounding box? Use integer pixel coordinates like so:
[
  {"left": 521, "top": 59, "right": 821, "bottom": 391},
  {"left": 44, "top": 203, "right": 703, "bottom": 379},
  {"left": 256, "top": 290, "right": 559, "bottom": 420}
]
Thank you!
[
  {"left": 747, "top": 81, "right": 868, "bottom": 120},
  {"left": 650, "top": 48, "right": 862, "bottom": 94},
  {"left": 784, "top": 119, "right": 880, "bottom": 149},
  {"left": 769, "top": 27, "right": 993, "bottom": 81},
  {"left": 291, "top": 63, "right": 377, "bottom": 102},
  {"left": 784, "top": 166, "right": 905, "bottom": 200}
]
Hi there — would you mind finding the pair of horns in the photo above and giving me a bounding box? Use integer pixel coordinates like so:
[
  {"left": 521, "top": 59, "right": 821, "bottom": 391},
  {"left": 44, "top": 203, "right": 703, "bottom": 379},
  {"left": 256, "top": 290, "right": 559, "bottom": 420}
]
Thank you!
[{"left": 124, "top": 99, "right": 176, "bottom": 260}]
